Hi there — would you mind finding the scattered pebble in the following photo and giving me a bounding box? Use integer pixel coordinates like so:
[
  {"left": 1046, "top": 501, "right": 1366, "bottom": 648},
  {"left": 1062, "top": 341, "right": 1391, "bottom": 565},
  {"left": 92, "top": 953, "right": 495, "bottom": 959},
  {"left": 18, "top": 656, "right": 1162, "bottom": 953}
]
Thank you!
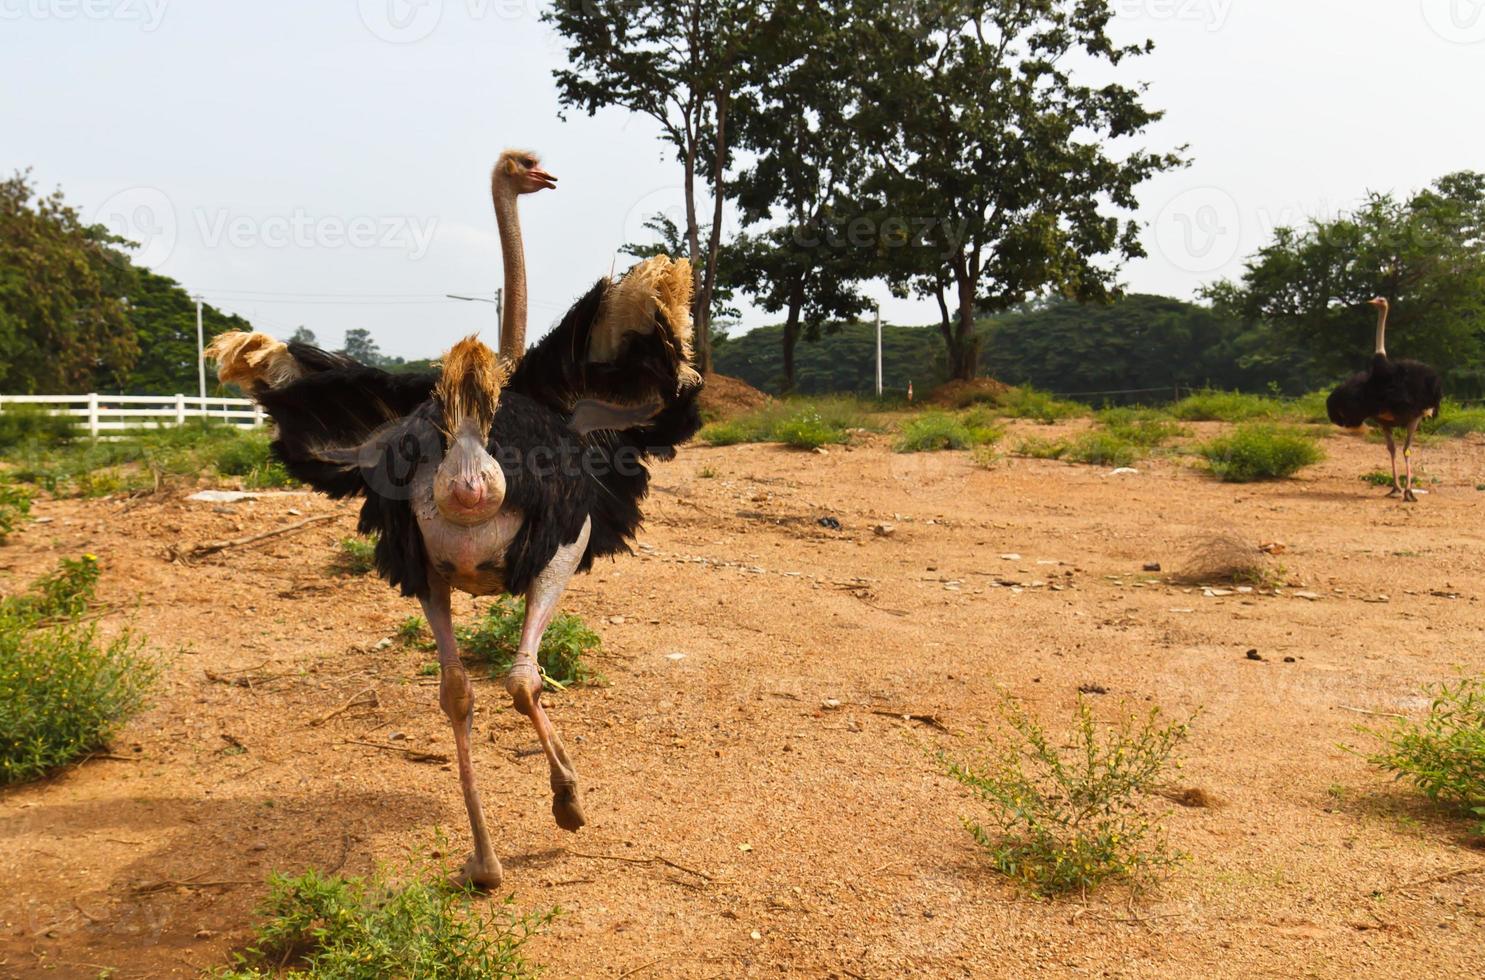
[
  {"left": 665, "top": 652, "right": 687, "bottom": 661},
  {"left": 817, "top": 516, "right": 842, "bottom": 531},
  {"left": 873, "top": 523, "right": 896, "bottom": 537},
  {"left": 1294, "top": 591, "right": 1321, "bottom": 601},
  {"left": 1246, "top": 649, "right": 1263, "bottom": 661},
  {"left": 999, "top": 553, "right": 1021, "bottom": 561},
  {"left": 1107, "top": 467, "right": 1139, "bottom": 476},
  {"left": 1143, "top": 562, "right": 1162, "bottom": 572},
  {"left": 373, "top": 637, "right": 393, "bottom": 651},
  {"left": 607, "top": 615, "right": 626, "bottom": 625}
]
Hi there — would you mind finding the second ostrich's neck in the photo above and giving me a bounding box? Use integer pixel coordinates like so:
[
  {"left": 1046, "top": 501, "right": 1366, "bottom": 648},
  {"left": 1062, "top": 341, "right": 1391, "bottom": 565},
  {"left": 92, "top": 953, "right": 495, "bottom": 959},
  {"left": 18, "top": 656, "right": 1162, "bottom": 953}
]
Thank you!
[
  {"left": 492, "top": 184, "right": 526, "bottom": 360},
  {"left": 1374, "top": 304, "right": 1388, "bottom": 357}
]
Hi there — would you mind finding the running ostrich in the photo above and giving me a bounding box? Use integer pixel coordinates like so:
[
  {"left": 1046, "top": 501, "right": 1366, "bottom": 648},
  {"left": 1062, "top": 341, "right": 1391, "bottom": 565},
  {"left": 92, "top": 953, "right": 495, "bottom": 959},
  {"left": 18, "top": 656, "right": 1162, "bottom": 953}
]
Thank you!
[
  {"left": 1326, "top": 296, "right": 1442, "bottom": 502},
  {"left": 207, "top": 150, "right": 702, "bottom": 888}
]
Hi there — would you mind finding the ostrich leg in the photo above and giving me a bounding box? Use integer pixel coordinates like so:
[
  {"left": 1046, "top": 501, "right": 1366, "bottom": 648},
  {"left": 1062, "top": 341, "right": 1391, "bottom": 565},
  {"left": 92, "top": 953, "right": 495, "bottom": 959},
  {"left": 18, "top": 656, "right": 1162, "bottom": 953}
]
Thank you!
[
  {"left": 1401, "top": 418, "right": 1421, "bottom": 503},
  {"left": 1382, "top": 425, "right": 1402, "bottom": 497},
  {"left": 506, "top": 518, "right": 591, "bottom": 832},
  {"left": 421, "top": 578, "right": 504, "bottom": 889}
]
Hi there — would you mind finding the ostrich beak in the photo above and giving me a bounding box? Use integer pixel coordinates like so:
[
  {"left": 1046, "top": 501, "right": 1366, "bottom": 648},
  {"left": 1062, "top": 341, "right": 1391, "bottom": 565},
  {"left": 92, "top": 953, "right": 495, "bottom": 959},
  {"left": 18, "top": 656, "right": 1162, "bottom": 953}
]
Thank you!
[{"left": 528, "top": 167, "right": 558, "bottom": 191}]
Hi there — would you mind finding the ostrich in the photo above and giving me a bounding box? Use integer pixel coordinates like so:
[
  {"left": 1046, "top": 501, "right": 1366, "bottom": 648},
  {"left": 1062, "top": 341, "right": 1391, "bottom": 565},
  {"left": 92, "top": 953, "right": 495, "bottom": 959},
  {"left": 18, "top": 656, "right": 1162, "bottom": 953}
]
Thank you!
[
  {"left": 1326, "top": 296, "right": 1442, "bottom": 502},
  {"left": 207, "top": 150, "right": 702, "bottom": 888}
]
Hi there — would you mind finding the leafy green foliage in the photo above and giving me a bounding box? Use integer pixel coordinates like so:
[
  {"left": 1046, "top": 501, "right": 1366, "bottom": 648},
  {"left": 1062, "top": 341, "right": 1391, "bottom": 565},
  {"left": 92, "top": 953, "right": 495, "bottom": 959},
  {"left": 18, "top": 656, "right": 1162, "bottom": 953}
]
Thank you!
[
  {"left": 218, "top": 866, "right": 556, "bottom": 979},
  {"left": 332, "top": 537, "right": 377, "bottom": 577},
  {"left": 1168, "top": 390, "right": 1285, "bottom": 422},
  {"left": 894, "top": 411, "right": 1002, "bottom": 453},
  {"left": 1015, "top": 436, "right": 1070, "bottom": 461},
  {"left": 941, "top": 697, "right": 1189, "bottom": 896},
  {"left": 0, "top": 480, "right": 32, "bottom": 541},
  {"left": 699, "top": 398, "right": 869, "bottom": 449},
  {"left": 993, "top": 387, "right": 1087, "bottom": 423},
  {"left": 0, "top": 405, "right": 79, "bottom": 451},
  {"left": 713, "top": 320, "right": 945, "bottom": 397},
  {"left": 1423, "top": 400, "right": 1485, "bottom": 437},
  {"left": 457, "top": 597, "right": 599, "bottom": 688},
  {"left": 1096, "top": 408, "right": 1186, "bottom": 448},
  {"left": 1364, "top": 678, "right": 1485, "bottom": 835},
  {"left": 1199, "top": 425, "right": 1324, "bottom": 482},
  {"left": 0, "top": 556, "right": 155, "bottom": 784},
  {"left": 1063, "top": 432, "right": 1139, "bottom": 468},
  {"left": 1360, "top": 470, "right": 1397, "bottom": 487},
  {"left": 394, "top": 616, "right": 431, "bottom": 649}
]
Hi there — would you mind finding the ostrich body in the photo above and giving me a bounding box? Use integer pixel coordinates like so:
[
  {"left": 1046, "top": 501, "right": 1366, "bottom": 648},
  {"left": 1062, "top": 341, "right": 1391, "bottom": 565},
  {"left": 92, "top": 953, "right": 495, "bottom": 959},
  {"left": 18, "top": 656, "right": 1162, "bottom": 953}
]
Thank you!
[
  {"left": 207, "top": 151, "right": 702, "bottom": 888},
  {"left": 1326, "top": 297, "right": 1442, "bottom": 502}
]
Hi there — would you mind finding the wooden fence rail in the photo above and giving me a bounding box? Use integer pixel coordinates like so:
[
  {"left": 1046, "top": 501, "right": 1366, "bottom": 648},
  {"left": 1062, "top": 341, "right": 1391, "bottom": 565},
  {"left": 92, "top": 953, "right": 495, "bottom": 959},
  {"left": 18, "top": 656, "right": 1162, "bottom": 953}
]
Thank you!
[{"left": 0, "top": 393, "right": 265, "bottom": 436}]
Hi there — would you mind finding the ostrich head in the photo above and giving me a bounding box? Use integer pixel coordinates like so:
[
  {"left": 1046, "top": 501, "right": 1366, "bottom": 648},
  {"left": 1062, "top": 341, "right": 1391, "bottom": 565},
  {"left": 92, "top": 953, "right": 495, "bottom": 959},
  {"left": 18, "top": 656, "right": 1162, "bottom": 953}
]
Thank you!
[
  {"left": 496, "top": 150, "right": 557, "bottom": 194},
  {"left": 432, "top": 336, "right": 507, "bottom": 525},
  {"left": 1367, "top": 296, "right": 1389, "bottom": 311}
]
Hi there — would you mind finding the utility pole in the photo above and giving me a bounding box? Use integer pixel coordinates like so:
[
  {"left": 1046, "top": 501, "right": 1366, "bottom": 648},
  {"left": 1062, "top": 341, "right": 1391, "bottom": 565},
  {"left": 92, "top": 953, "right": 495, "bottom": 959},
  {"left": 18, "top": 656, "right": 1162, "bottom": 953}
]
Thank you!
[
  {"left": 874, "top": 302, "right": 883, "bottom": 398},
  {"left": 194, "top": 295, "right": 206, "bottom": 404},
  {"left": 495, "top": 287, "right": 503, "bottom": 328}
]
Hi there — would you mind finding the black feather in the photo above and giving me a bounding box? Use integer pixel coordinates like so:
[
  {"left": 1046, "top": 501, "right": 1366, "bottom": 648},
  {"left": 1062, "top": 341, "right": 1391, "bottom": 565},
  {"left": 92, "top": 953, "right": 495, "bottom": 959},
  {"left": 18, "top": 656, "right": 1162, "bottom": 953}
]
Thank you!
[{"left": 1327, "top": 353, "right": 1443, "bottom": 429}]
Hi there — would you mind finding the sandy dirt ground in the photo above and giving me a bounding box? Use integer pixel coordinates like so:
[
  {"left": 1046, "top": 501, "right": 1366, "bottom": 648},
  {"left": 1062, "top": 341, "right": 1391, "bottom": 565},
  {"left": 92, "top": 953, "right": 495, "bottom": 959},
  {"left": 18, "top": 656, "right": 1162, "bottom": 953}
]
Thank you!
[{"left": 1, "top": 422, "right": 1483, "bottom": 979}]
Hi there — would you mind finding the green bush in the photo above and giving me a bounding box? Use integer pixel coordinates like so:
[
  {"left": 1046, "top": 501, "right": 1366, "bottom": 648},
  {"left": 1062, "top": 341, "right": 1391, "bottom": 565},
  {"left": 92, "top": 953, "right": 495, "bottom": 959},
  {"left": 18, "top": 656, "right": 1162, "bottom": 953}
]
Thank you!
[
  {"left": 1288, "top": 390, "right": 1333, "bottom": 424},
  {"left": 332, "top": 536, "right": 378, "bottom": 576},
  {"left": 0, "top": 556, "right": 155, "bottom": 784},
  {"left": 0, "top": 405, "right": 79, "bottom": 451},
  {"left": 1423, "top": 400, "right": 1485, "bottom": 438},
  {"left": 941, "top": 697, "right": 1189, "bottom": 896},
  {"left": 895, "top": 411, "right": 1003, "bottom": 453},
  {"left": 1096, "top": 407, "right": 1185, "bottom": 447},
  {"left": 0, "top": 481, "right": 33, "bottom": 541},
  {"left": 1199, "top": 424, "right": 1324, "bottom": 482},
  {"left": 457, "top": 596, "right": 600, "bottom": 688},
  {"left": 1363, "top": 678, "right": 1485, "bottom": 835},
  {"left": 698, "top": 397, "right": 869, "bottom": 449},
  {"left": 1015, "top": 436, "right": 1069, "bottom": 460},
  {"left": 994, "top": 387, "right": 1087, "bottom": 423},
  {"left": 1169, "top": 389, "right": 1284, "bottom": 422},
  {"left": 218, "top": 866, "right": 556, "bottom": 979},
  {"left": 1064, "top": 431, "right": 1139, "bottom": 468}
]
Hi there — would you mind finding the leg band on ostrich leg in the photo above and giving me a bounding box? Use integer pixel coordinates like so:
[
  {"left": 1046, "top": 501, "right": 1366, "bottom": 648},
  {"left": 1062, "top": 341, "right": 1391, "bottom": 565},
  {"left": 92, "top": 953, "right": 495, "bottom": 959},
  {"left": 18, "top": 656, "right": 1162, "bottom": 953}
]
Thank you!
[
  {"left": 421, "top": 583, "right": 503, "bottom": 889},
  {"left": 506, "top": 520, "right": 590, "bottom": 832}
]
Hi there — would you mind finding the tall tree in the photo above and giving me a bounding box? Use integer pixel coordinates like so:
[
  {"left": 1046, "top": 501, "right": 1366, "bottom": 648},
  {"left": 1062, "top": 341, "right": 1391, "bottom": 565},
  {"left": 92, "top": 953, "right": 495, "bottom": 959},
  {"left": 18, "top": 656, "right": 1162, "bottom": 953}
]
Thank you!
[
  {"left": 856, "top": 1, "right": 1185, "bottom": 380},
  {"left": 1207, "top": 172, "right": 1485, "bottom": 395},
  {"left": 0, "top": 171, "right": 137, "bottom": 392},
  {"left": 727, "top": 4, "right": 872, "bottom": 392},
  {"left": 544, "top": 0, "right": 761, "bottom": 373},
  {"left": 121, "top": 268, "right": 254, "bottom": 393},
  {"left": 339, "top": 327, "right": 382, "bottom": 366},
  {"left": 289, "top": 326, "right": 317, "bottom": 346}
]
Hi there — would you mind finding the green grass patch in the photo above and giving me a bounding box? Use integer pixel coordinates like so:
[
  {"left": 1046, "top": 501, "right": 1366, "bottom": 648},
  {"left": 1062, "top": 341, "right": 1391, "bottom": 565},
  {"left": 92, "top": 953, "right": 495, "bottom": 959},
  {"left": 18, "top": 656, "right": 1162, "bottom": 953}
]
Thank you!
[
  {"left": 332, "top": 536, "right": 378, "bottom": 576},
  {"left": 894, "top": 410, "right": 1003, "bottom": 453},
  {"left": 1362, "top": 677, "right": 1485, "bottom": 835},
  {"left": 0, "top": 405, "right": 80, "bottom": 451},
  {"left": 457, "top": 596, "right": 600, "bottom": 688},
  {"left": 1095, "top": 407, "right": 1186, "bottom": 448},
  {"left": 395, "top": 615, "right": 432, "bottom": 649},
  {"left": 1199, "top": 424, "right": 1324, "bottom": 482},
  {"left": 1168, "top": 389, "right": 1285, "bottom": 422},
  {"left": 993, "top": 386, "right": 1087, "bottom": 423},
  {"left": 218, "top": 865, "right": 556, "bottom": 979},
  {"left": 1360, "top": 470, "right": 1396, "bottom": 487},
  {"left": 0, "top": 481, "right": 32, "bottom": 541},
  {"left": 940, "top": 696, "right": 1190, "bottom": 897},
  {"left": 1, "top": 555, "right": 155, "bottom": 785},
  {"left": 1423, "top": 400, "right": 1485, "bottom": 438},
  {"left": 1013, "top": 431, "right": 1141, "bottom": 468},
  {"left": 1288, "top": 390, "right": 1332, "bottom": 424},
  {"left": 698, "top": 397, "right": 876, "bottom": 450},
  {"left": 1015, "top": 435, "right": 1069, "bottom": 460}
]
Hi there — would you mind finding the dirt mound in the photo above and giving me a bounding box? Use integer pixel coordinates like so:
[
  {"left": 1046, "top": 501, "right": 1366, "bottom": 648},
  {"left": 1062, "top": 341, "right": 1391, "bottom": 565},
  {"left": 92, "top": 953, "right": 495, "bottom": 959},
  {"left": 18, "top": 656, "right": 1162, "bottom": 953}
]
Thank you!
[
  {"left": 925, "top": 377, "right": 1010, "bottom": 407},
  {"left": 699, "top": 372, "right": 769, "bottom": 420}
]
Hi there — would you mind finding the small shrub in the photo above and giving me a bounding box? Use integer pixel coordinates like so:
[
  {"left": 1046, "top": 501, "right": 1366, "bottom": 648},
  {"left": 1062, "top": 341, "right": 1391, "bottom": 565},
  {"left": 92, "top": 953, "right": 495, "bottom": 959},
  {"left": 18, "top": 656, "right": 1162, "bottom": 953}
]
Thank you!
[
  {"left": 1363, "top": 678, "right": 1485, "bottom": 835},
  {"left": 1423, "top": 400, "right": 1485, "bottom": 438},
  {"left": 1169, "top": 389, "right": 1284, "bottom": 422},
  {"left": 1096, "top": 407, "right": 1185, "bottom": 448},
  {"left": 0, "top": 405, "right": 79, "bottom": 451},
  {"left": 1177, "top": 534, "right": 1282, "bottom": 588},
  {"left": 395, "top": 615, "right": 430, "bottom": 648},
  {"left": 995, "top": 387, "right": 1086, "bottom": 423},
  {"left": 332, "top": 536, "right": 378, "bottom": 576},
  {"left": 941, "top": 697, "right": 1189, "bottom": 896},
  {"left": 0, "top": 481, "right": 33, "bottom": 541},
  {"left": 0, "top": 556, "right": 155, "bottom": 784},
  {"left": 457, "top": 596, "right": 600, "bottom": 687},
  {"left": 1288, "top": 390, "right": 1332, "bottom": 424},
  {"left": 1063, "top": 432, "right": 1139, "bottom": 468},
  {"left": 1199, "top": 424, "right": 1323, "bottom": 481},
  {"left": 219, "top": 866, "right": 556, "bottom": 979},
  {"left": 1360, "top": 470, "right": 1396, "bottom": 487},
  {"left": 970, "top": 444, "right": 1004, "bottom": 469},
  {"left": 697, "top": 465, "right": 718, "bottom": 479},
  {"left": 1015, "top": 436, "right": 1069, "bottom": 460},
  {"left": 698, "top": 398, "right": 868, "bottom": 450},
  {"left": 895, "top": 411, "right": 1002, "bottom": 453},
  {"left": 774, "top": 410, "right": 849, "bottom": 450}
]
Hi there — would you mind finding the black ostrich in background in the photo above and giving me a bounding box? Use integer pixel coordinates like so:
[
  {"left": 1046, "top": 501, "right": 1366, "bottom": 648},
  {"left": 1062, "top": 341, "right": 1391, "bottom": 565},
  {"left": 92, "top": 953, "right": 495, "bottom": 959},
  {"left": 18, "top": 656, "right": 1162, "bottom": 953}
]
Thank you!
[
  {"left": 206, "top": 150, "right": 703, "bottom": 889},
  {"left": 1326, "top": 297, "right": 1443, "bottom": 502}
]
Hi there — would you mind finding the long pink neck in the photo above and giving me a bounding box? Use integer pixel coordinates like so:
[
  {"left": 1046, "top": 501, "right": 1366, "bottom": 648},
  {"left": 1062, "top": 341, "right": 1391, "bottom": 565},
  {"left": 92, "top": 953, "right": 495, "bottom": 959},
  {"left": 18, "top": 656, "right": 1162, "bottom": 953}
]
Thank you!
[
  {"left": 492, "top": 180, "right": 526, "bottom": 360},
  {"left": 1374, "top": 304, "right": 1388, "bottom": 357}
]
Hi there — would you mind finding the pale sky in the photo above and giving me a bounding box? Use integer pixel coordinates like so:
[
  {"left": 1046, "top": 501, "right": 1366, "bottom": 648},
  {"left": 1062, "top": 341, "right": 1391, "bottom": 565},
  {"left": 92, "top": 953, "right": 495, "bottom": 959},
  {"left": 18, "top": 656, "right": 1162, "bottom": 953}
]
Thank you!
[{"left": 2, "top": 1, "right": 1482, "bottom": 358}]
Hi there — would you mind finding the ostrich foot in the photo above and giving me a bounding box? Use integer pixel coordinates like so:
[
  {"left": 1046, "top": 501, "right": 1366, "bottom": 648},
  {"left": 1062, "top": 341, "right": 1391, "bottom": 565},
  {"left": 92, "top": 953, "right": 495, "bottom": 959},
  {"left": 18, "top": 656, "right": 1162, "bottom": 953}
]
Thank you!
[
  {"left": 1385, "top": 486, "right": 1401, "bottom": 497},
  {"left": 1403, "top": 489, "right": 1419, "bottom": 503},
  {"left": 553, "top": 783, "right": 587, "bottom": 832},
  {"left": 459, "top": 852, "right": 504, "bottom": 891}
]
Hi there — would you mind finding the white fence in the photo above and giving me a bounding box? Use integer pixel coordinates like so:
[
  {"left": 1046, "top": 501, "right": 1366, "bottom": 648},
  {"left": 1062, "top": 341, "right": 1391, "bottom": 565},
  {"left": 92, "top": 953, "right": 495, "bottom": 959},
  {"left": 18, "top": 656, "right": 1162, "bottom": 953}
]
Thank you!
[{"left": 0, "top": 393, "right": 264, "bottom": 436}]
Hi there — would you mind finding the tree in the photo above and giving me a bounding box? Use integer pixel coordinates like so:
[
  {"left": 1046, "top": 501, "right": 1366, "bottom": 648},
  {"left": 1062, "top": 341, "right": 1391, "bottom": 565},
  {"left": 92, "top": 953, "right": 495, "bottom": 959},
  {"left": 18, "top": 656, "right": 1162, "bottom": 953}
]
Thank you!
[
  {"left": 0, "top": 171, "right": 137, "bottom": 392},
  {"left": 855, "top": 2, "right": 1185, "bottom": 380},
  {"left": 620, "top": 212, "right": 739, "bottom": 325},
  {"left": 544, "top": 0, "right": 762, "bottom": 373},
  {"left": 339, "top": 328, "right": 382, "bottom": 365},
  {"left": 120, "top": 268, "right": 255, "bottom": 393},
  {"left": 289, "top": 326, "right": 317, "bottom": 346},
  {"left": 1208, "top": 172, "right": 1485, "bottom": 395},
  {"left": 726, "top": 4, "right": 872, "bottom": 392}
]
